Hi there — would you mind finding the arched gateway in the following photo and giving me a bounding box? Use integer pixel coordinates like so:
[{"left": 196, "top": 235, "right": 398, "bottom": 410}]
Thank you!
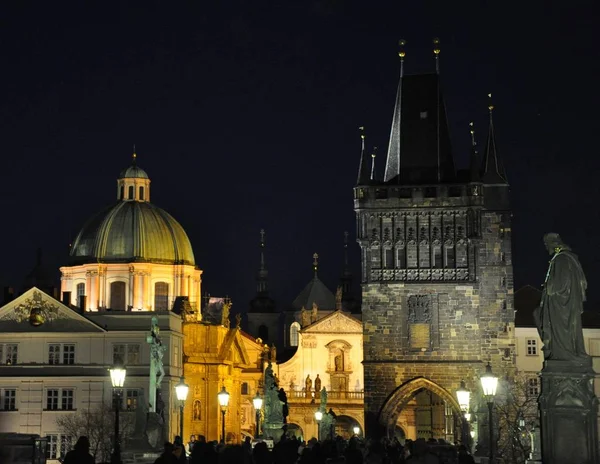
[{"left": 379, "top": 377, "right": 463, "bottom": 440}]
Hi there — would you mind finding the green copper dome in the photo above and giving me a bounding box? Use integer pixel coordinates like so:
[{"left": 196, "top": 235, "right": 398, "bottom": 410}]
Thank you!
[
  {"left": 119, "top": 164, "right": 149, "bottom": 179},
  {"left": 70, "top": 201, "right": 195, "bottom": 265}
]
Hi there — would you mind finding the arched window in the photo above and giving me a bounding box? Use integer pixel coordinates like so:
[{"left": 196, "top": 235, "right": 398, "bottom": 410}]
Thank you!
[
  {"left": 290, "top": 322, "right": 300, "bottom": 347},
  {"left": 110, "top": 282, "right": 126, "bottom": 310},
  {"left": 258, "top": 325, "right": 269, "bottom": 342},
  {"left": 76, "top": 283, "right": 85, "bottom": 308},
  {"left": 120, "top": 185, "right": 124, "bottom": 200},
  {"left": 128, "top": 185, "right": 134, "bottom": 200},
  {"left": 241, "top": 382, "right": 249, "bottom": 395},
  {"left": 139, "top": 186, "right": 144, "bottom": 200},
  {"left": 384, "top": 248, "right": 394, "bottom": 269},
  {"left": 154, "top": 282, "right": 169, "bottom": 311}
]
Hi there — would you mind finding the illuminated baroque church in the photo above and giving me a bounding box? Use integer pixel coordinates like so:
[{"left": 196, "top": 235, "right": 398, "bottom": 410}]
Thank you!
[{"left": 60, "top": 154, "right": 202, "bottom": 313}]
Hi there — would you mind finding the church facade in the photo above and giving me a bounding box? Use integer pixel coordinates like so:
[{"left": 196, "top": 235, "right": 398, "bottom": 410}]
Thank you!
[{"left": 355, "top": 53, "right": 515, "bottom": 439}]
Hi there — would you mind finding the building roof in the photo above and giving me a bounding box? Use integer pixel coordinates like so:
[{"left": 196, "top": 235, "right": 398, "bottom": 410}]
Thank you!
[
  {"left": 292, "top": 276, "right": 336, "bottom": 311},
  {"left": 381, "top": 73, "right": 455, "bottom": 184},
  {"left": 69, "top": 200, "right": 195, "bottom": 266}
]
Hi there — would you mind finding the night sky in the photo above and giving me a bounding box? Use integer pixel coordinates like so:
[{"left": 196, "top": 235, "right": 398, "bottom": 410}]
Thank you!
[{"left": 1, "top": 2, "right": 598, "bottom": 312}]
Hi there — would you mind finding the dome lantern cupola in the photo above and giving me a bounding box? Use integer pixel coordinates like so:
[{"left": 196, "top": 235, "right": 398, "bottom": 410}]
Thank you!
[{"left": 117, "top": 150, "right": 151, "bottom": 202}]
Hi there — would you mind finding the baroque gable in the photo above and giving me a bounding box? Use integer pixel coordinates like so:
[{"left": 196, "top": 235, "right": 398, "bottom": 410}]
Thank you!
[
  {"left": 302, "top": 310, "right": 362, "bottom": 334},
  {"left": 0, "top": 287, "right": 105, "bottom": 333}
]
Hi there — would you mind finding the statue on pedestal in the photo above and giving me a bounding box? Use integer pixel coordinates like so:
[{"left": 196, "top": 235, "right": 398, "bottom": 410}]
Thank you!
[
  {"left": 533, "top": 233, "right": 588, "bottom": 361},
  {"left": 311, "top": 302, "right": 318, "bottom": 323},
  {"left": 305, "top": 375, "right": 312, "bottom": 398},
  {"left": 301, "top": 306, "right": 310, "bottom": 327},
  {"left": 263, "top": 362, "right": 285, "bottom": 442},
  {"left": 314, "top": 374, "right": 321, "bottom": 394}
]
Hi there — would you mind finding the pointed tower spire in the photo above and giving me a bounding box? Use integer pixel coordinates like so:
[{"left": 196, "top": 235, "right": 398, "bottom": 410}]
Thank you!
[
  {"left": 433, "top": 37, "right": 441, "bottom": 74},
  {"left": 370, "top": 146, "right": 378, "bottom": 181},
  {"left": 383, "top": 40, "right": 406, "bottom": 183},
  {"left": 356, "top": 127, "right": 370, "bottom": 184},
  {"left": 481, "top": 94, "right": 508, "bottom": 184},
  {"left": 312, "top": 253, "right": 319, "bottom": 279},
  {"left": 469, "top": 122, "right": 481, "bottom": 182},
  {"left": 257, "top": 229, "right": 268, "bottom": 293}
]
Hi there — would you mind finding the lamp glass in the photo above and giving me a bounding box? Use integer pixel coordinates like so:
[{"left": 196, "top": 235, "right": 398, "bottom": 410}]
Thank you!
[
  {"left": 175, "top": 378, "right": 190, "bottom": 401},
  {"left": 464, "top": 412, "right": 471, "bottom": 422},
  {"left": 218, "top": 386, "right": 230, "bottom": 407},
  {"left": 253, "top": 393, "right": 263, "bottom": 410},
  {"left": 353, "top": 426, "right": 360, "bottom": 435},
  {"left": 109, "top": 365, "right": 126, "bottom": 388},
  {"left": 480, "top": 363, "right": 498, "bottom": 397},
  {"left": 455, "top": 381, "right": 471, "bottom": 411},
  {"left": 314, "top": 410, "right": 323, "bottom": 421}
]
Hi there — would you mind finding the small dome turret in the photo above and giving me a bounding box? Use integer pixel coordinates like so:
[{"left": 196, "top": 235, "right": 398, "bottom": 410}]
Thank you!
[{"left": 117, "top": 151, "right": 151, "bottom": 202}]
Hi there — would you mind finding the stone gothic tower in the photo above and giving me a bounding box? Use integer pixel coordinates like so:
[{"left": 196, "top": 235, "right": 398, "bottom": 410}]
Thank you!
[{"left": 354, "top": 54, "right": 514, "bottom": 438}]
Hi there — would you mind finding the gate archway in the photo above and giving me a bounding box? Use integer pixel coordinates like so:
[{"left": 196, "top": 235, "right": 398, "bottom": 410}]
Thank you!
[{"left": 379, "top": 377, "right": 463, "bottom": 438}]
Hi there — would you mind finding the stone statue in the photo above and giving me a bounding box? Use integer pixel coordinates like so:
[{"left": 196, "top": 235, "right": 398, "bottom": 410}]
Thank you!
[
  {"left": 147, "top": 316, "right": 167, "bottom": 412},
  {"left": 533, "top": 233, "right": 588, "bottom": 361},
  {"left": 335, "top": 354, "right": 343, "bottom": 371},
  {"left": 314, "top": 374, "right": 321, "bottom": 393},
  {"left": 305, "top": 375, "right": 312, "bottom": 398},
  {"left": 311, "top": 302, "right": 318, "bottom": 323},
  {"left": 301, "top": 306, "right": 310, "bottom": 327},
  {"left": 235, "top": 313, "right": 241, "bottom": 329},
  {"left": 263, "top": 362, "right": 285, "bottom": 441},
  {"left": 193, "top": 399, "right": 201, "bottom": 421},
  {"left": 270, "top": 343, "right": 277, "bottom": 362},
  {"left": 320, "top": 386, "right": 328, "bottom": 407},
  {"left": 278, "top": 388, "right": 289, "bottom": 423},
  {"left": 221, "top": 301, "right": 231, "bottom": 327}
]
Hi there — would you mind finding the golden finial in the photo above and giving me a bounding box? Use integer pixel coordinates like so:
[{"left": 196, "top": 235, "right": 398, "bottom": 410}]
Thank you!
[
  {"left": 370, "top": 146, "right": 378, "bottom": 181},
  {"left": 488, "top": 93, "right": 494, "bottom": 112},
  {"left": 359, "top": 126, "right": 365, "bottom": 140},
  {"left": 433, "top": 37, "right": 441, "bottom": 56},
  {"left": 398, "top": 39, "right": 406, "bottom": 58},
  {"left": 132, "top": 144, "right": 137, "bottom": 163},
  {"left": 313, "top": 253, "right": 319, "bottom": 276}
]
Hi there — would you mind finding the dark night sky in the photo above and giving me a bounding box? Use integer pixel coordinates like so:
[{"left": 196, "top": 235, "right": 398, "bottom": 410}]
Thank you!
[{"left": 0, "top": 1, "right": 598, "bottom": 312}]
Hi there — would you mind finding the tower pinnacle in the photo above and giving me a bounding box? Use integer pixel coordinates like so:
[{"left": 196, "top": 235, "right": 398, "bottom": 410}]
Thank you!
[
  {"left": 257, "top": 229, "right": 268, "bottom": 293},
  {"left": 357, "top": 127, "right": 370, "bottom": 185},
  {"left": 469, "top": 122, "right": 481, "bottom": 182},
  {"left": 480, "top": 93, "right": 508, "bottom": 184}
]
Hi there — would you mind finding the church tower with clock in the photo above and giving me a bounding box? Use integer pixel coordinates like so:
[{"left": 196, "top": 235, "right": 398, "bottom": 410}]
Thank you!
[{"left": 354, "top": 43, "right": 515, "bottom": 439}]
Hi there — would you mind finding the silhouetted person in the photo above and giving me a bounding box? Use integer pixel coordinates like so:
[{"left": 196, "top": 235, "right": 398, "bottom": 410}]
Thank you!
[
  {"left": 63, "top": 436, "right": 94, "bottom": 464},
  {"left": 154, "top": 442, "right": 178, "bottom": 464},
  {"left": 457, "top": 445, "right": 475, "bottom": 464}
]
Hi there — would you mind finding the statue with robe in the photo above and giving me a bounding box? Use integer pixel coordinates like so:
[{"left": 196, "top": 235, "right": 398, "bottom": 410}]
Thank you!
[
  {"left": 278, "top": 388, "right": 289, "bottom": 423},
  {"left": 533, "top": 233, "right": 589, "bottom": 361},
  {"left": 305, "top": 375, "right": 312, "bottom": 398},
  {"left": 270, "top": 343, "right": 277, "bottom": 362},
  {"left": 335, "top": 287, "right": 342, "bottom": 310},
  {"left": 221, "top": 301, "right": 231, "bottom": 327},
  {"left": 147, "top": 317, "right": 167, "bottom": 412},
  {"left": 301, "top": 306, "right": 310, "bottom": 327},
  {"left": 314, "top": 374, "right": 321, "bottom": 393},
  {"left": 311, "top": 302, "right": 318, "bottom": 323}
]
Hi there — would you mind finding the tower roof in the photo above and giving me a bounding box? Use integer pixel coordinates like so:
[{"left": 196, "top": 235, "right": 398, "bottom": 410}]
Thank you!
[
  {"left": 383, "top": 73, "right": 455, "bottom": 184},
  {"left": 291, "top": 276, "right": 336, "bottom": 311}
]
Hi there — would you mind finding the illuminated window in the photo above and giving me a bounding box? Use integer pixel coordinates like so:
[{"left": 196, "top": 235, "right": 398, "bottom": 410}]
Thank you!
[
  {"left": 526, "top": 339, "right": 538, "bottom": 356},
  {"left": 0, "top": 344, "right": 18, "bottom": 365},
  {"left": 48, "top": 344, "right": 75, "bottom": 365},
  {"left": 290, "top": 322, "right": 300, "bottom": 347},
  {"left": 76, "top": 283, "right": 85, "bottom": 308},
  {"left": 126, "top": 389, "right": 139, "bottom": 411},
  {"left": 154, "top": 282, "right": 169, "bottom": 311}
]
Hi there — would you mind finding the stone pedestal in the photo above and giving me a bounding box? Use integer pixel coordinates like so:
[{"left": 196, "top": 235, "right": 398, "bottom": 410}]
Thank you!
[
  {"left": 539, "top": 358, "right": 599, "bottom": 464},
  {"left": 262, "top": 424, "right": 284, "bottom": 443}
]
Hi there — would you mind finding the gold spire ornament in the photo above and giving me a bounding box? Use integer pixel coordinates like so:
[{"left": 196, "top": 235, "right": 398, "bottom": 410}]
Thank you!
[
  {"left": 313, "top": 253, "right": 319, "bottom": 276},
  {"left": 488, "top": 93, "right": 494, "bottom": 112},
  {"left": 132, "top": 144, "right": 137, "bottom": 163},
  {"left": 469, "top": 121, "right": 476, "bottom": 146},
  {"left": 399, "top": 39, "right": 406, "bottom": 77},
  {"left": 433, "top": 37, "right": 441, "bottom": 74}
]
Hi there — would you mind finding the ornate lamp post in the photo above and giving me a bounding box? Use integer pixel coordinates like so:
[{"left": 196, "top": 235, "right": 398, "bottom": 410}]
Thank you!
[
  {"left": 456, "top": 380, "right": 471, "bottom": 445},
  {"left": 314, "top": 410, "right": 323, "bottom": 441},
  {"left": 480, "top": 363, "right": 498, "bottom": 463},
  {"left": 217, "top": 386, "right": 230, "bottom": 444},
  {"left": 252, "top": 392, "right": 263, "bottom": 438},
  {"left": 175, "top": 377, "right": 189, "bottom": 440},
  {"left": 353, "top": 425, "right": 360, "bottom": 436},
  {"left": 109, "top": 363, "right": 126, "bottom": 464}
]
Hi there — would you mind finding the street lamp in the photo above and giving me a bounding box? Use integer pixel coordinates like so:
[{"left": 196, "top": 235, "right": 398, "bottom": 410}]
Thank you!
[
  {"left": 175, "top": 377, "right": 189, "bottom": 441},
  {"left": 217, "top": 386, "right": 230, "bottom": 444},
  {"left": 252, "top": 392, "right": 263, "bottom": 438},
  {"left": 353, "top": 425, "right": 360, "bottom": 436},
  {"left": 480, "top": 362, "right": 498, "bottom": 463},
  {"left": 109, "top": 363, "right": 126, "bottom": 464},
  {"left": 314, "top": 410, "right": 323, "bottom": 441},
  {"left": 456, "top": 380, "right": 471, "bottom": 445}
]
